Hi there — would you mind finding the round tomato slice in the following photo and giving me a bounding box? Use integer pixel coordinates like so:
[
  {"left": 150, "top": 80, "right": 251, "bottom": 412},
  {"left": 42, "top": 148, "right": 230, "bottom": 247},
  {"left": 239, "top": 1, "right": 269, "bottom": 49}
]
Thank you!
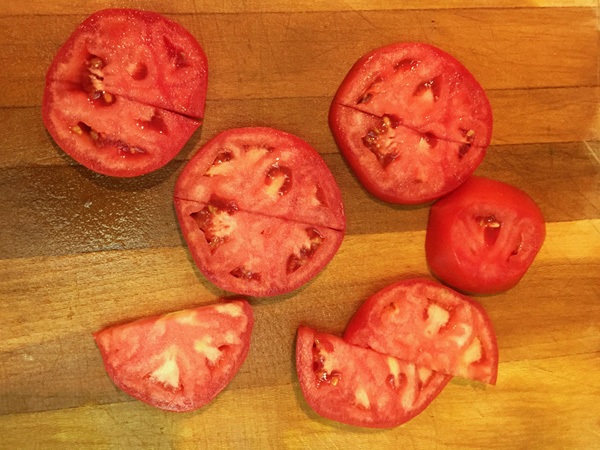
[
  {"left": 42, "top": 9, "right": 208, "bottom": 177},
  {"left": 329, "top": 42, "right": 493, "bottom": 204},
  {"left": 425, "top": 176, "right": 546, "bottom": 294},
  {"left": 93, "top": 300, "right": 253, "bottom": 412},
  {"left": 174, "top": 127, "right": 346, "bottom": 297},
  {"left": 295, "top": 326, "right": 449, "bottom": 428},
  {"left": 344, "top": 279, "right": 498, "bottom": 384}
]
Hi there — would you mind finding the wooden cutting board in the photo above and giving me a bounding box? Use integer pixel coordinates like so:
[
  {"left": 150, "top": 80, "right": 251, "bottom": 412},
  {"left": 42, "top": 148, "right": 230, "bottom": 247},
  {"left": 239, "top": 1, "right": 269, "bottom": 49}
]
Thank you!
[{"left": 1, "top": 1, "right": 598, "bottom": 448}]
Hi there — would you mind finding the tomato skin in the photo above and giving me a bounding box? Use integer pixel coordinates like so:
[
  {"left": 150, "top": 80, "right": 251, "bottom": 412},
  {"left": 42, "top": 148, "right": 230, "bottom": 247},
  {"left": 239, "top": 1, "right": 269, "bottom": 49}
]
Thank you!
[
  {"left": 93, "top": 300, "right": 253, "bottom": 412},
  {"left": 174, "top": 127, "right": 346, "bottom": 297},
  {"left": 295, "top": 326, "right": 449, "bottom": 428},
  {"left": 425, "top": 176, "right": 546, "bottom": 294},
  {"left": 329, "top": 42, "right": 492, "bottom": 204},
  {"left": 344, "top": 278, "right": 498, "bottom": 384},
  {"left": 43, "top": 9, "right": 208, "bottom": 177}
]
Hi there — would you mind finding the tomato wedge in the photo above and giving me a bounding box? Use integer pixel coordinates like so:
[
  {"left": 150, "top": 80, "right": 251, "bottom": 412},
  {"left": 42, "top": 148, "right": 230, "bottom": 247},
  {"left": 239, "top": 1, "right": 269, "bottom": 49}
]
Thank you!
[
  {"left": 329, "top": 42, "right": 493, "bottom": 204},
  {"left": 426, "top": 176, "right": 546, "bottom": 294},
  {"left": 344, "top": 279, "right": 498, "bottom": 384},
  {"left": 296, "top": 326, "right": 449, "bottom": 428},
  {"left": 43, "top": 9, "right": 208, "bottom": 177},
  {"left": 174, "top": 127, "right": 346, "bottom": 297},
  {"left": 93, "top": 300, "right": 253, "bottom": 412}
]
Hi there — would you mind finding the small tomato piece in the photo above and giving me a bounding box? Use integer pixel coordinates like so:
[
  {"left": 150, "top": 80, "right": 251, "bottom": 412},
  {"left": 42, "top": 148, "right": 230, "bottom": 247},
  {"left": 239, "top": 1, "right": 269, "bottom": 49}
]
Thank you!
[
  {"left": 296, "top": 326, "right": 450, "bottom": 428},
  {"left": 94, "top": 300, "right": 253, "bottom": 412}
]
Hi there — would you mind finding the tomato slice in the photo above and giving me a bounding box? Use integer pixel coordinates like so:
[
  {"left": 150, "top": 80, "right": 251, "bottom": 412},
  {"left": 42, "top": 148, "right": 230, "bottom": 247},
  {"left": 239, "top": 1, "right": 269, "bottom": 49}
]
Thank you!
[
  {"left": 329, "top": 43, "right": 493, "bottom": 204},
  {"left": 93, "top": 300, "right": 253, "bottom": 412},
  {"left": 296, "top": 326, "right": 449, "bottom": 428},
  {"left": 344, "top": 279, "right": 498, "bottom": 384},
  {"left": 174, "top": 127, "right": 346, "bottom": 297},
  {"left": 42, "top": 9, "right": 208, "bottom": 177},
  {"left": 426, "top": 176, "right": 546, "bottom": 294}
]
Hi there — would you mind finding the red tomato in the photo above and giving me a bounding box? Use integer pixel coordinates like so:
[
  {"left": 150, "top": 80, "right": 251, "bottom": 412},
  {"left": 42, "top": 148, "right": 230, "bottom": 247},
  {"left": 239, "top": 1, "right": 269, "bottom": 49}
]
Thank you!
[
  {"left": 329, "top": 42, "right": 493, "bottom": 204},
  {"left": 344, "top": 279, "right": 498, "bottom": 384},
  {"left": 42, "top": 9, "right": 208, "bottom": 177},
  {"left": 425, "top": 176, "right": 546, "bottom": 294},
  {"left": 295, "top": 326, "right": 450, "bottom": 428},
  {"left": 93, "top": 300, "right": 253, "bottom": 412},
  {"left": 174, "top": 127, "right": 346, "bottom": 297}
]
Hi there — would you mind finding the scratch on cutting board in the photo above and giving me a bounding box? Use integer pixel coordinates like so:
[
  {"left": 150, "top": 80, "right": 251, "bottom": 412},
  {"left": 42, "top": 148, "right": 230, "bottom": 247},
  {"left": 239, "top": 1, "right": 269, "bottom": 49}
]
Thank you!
[
  {"left": 530, "top": 357, "right": 600, "bottom": 390},
  {"left": 583, "top": 140, "right": 600, "bottom": 166}
]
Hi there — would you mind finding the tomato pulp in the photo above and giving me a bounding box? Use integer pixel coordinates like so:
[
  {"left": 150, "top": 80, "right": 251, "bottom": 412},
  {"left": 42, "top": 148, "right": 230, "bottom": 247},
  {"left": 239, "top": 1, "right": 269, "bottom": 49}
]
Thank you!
[
  {"left": 174, "top": 127, "right": 346, "bottom": 297},
  {"left": 426, "top": 176, "right": 546, "bottom": 294},
  {"left": 43, "top": 9, "right": 208, "bottom": 177},
  {"left": 329, "top": 42, "right": 493, "bottom": 204},
  {"left": 94, "top": 300, "right": 254, "bottom": 412}
]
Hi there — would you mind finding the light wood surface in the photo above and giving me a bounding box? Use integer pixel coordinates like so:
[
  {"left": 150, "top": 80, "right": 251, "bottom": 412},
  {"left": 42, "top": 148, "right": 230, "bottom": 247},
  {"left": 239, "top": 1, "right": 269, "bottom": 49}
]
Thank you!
[{"left": 1, "top": 1, "right": 599, "bottom": 448}]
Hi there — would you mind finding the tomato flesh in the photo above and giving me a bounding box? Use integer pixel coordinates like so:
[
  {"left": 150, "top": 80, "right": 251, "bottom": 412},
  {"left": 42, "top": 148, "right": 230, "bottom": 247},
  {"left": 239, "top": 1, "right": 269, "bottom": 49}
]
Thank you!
[
  {"left": 329, "top": 43, "right": 493, "bottom": 204},
  {"left": 296, "top": 326, "right": 449, "bottom": 428},
  {"left": 94, "top": 300, "right": 253, "bottom": 412},
  {"left": 344, "top": 279, "right": 499, "bottom": 384},
  {"left": 174, "top": 127, "right": 346, "bottom": 297},
  {"left": 43, "top": 9, "right": 208, "bottom": 177},
  {"left": 426, "top": 176, "right": 546, "bottom": 294}
]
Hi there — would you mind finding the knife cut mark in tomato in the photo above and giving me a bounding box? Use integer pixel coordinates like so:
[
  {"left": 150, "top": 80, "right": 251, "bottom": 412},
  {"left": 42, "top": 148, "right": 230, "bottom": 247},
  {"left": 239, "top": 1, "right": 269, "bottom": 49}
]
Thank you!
[
  {"left": 296, "top": 326, "right": 449, "bottom": 428},
  {"left": 175, "top": 127, "right": 345, "bottom": 297},
  {"left": 329, "top": 42, "right": 493, "bottom": 204},
  {"left": 93, "top": 300, "right": 254, "bottom": 412},
  {"left": 42, "top": 9, "right": 208, "bottom": 177},
  {"left": 344, "top": 279, "right": 499, "bottom": 385},
  {"left": 426, "top": 176, "right": 546, "bottom": 294}
]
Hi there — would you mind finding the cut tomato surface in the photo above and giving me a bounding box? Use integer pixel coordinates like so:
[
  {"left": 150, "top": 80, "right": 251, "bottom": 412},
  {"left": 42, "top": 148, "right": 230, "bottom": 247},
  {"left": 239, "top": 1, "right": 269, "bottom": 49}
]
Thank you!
[
  {"left": 426, "top": 176, "right": 546, "bottom": 294},
  {"left": 43, "top": 9, "right": 208, "bottom": 177},
  {"left": 174, "top": 127, "right": 346, "bottom": 297},
  {"left": 94, "top": 300, "right": 253, "bottom": 412},
  {"left": 344, "top": 279, "right": 498, "bottom": 384},
  {"left": 329, "top": 42, "right": 492, "bottom": 204},
  {"left": 295, "top": 326, "right": 449, "bottom": 428}
]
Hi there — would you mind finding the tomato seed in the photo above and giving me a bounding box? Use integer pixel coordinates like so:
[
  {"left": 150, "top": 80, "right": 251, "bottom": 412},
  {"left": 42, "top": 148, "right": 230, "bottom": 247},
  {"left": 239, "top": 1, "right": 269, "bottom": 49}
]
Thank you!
[
  {"left": 476, "top": 215, "right": 502, "bottom": 246},
  {"left": 330, "top": 371, "right": 342, "bottom": 387},
  {"left": 103, "top": 92, "right": 114, "bottom": 104},
  {"left": 87, "top": 56, "right": 105, "bottom": 70},
  {"left": 464, "top": 129, "right": 476, "bottom": 143},
  {"left": 477, "top": 216, "right": 501, "bottom": 228}
]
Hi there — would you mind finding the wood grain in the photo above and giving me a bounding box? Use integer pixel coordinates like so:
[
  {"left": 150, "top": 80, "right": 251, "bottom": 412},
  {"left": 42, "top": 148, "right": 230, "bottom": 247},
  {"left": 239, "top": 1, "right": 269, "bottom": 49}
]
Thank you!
[
  {"left": 0, "top": 8, "right": 598, "bottom": 107},
  {"left": 1, "top": 0, "right": 596, "bottom": 16},
  {"left": 0, "top": 1, "right": 599, "bottom": 449}
]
